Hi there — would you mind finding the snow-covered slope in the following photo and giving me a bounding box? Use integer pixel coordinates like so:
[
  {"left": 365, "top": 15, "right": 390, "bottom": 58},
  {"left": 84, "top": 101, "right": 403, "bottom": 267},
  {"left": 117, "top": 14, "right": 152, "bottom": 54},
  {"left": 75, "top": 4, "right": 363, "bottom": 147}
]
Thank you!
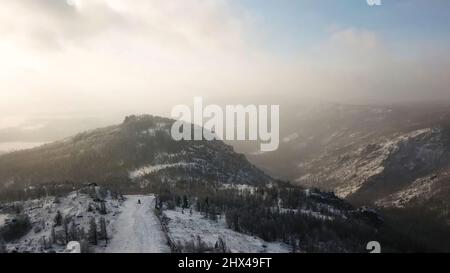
[
  {"left": 376, "top": 171, "right": 450, "bottom": 208},
  {"left": 243, "top": 101, "right": 450, "bottom": 209},
  {"left": 1, "top": 189, "right": 171, "bottom": 253},
  {"left": 0, "top": 190, "right": 294, "bottom": 253},
  {"left": 104, "top": 195, "right": 169, "bottom": 253},
  {"left": 296, "top": 128, "right": 447, "bottom": 199},
  {"left": 162, "top": 208, "right": 290, "bottom": 253},
  {"left": 0, "top": 187, "right": 123, "bottom": 253},
  {"left": 0, "top": 115, "right": 273, "bottom": 194}
]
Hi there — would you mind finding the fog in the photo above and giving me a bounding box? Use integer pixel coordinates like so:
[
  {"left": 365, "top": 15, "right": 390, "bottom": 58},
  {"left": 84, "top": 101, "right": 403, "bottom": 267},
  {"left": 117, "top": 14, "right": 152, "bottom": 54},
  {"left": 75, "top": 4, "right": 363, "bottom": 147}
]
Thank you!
[{"left": 1, "top": 0, "right": 449, "bottom": 145}]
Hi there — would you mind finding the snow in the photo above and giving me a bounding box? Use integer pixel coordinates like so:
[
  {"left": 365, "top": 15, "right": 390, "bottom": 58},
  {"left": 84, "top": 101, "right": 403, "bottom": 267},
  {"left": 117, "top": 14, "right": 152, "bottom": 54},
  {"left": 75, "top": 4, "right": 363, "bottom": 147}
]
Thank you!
[
  {"left": 298, "top": 209, "right": 334, "bottom": 221},
  {"left": 2, "top": 192, "right": 292, "bottom": 253},
  {"left": 376, "top": 175, "right": 438, "bottom": 208},
  {"left": 2, "top": 191, "right": 172, "bottom": 253},
  {"left": 129, "top": 163, "right": 196, "bottom": 179},
  {"left": 140, "top": 122, "right": 170, "bottom": 137},
  {"left": 3, "top": 189, "right": 123, "bottom": 253},
  {"left": 163, "top": 208, "right": 290, "bottom": 253},
  {"left": 221, "top": 184, "right": 257, "bottom": 194},
  {"left": 277, "top": 207, "right": 335, "bottom": 221},
  {"left": 0, "top": 214, "right": 9, "bottom": 226},
  {"left": 309, "top": 127, "right": 442, "bottom": 198},
  {"left": 103, "top": 195, "right": 170, "bottom": 253}
]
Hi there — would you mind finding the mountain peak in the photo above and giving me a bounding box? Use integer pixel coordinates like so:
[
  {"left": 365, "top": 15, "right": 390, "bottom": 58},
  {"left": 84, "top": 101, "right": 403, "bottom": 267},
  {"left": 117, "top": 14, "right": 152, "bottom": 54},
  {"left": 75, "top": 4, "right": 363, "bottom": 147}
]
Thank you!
[{"left": 0, "top": 115, "right": 273, "bottom": 195}]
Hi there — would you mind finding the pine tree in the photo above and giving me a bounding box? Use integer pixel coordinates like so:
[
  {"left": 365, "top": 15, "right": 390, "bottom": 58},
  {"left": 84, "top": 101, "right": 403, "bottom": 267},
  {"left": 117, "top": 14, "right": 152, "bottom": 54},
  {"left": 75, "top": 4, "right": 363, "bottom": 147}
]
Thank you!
[
  {"left": 50, "top": 226, "right": 56, "bottom": 245},
  {"left": 100, "top": 202, "right": 107, "bottom": 215},
  {"left": 0, "top": 236, "right": 6, "bottom": 253},
  {"left": 99, "top": 217, "right": 108, "bottom": 246},
  {"left": 63, "top": 217, "right": 70, "bottom": 244},
  {"left": 54, "top": 211, "right": 63, "bottom": 226},
  {"left": 290, "top": 236, "right": 297, "bottom": 253},
  {"left": 209, "top": 206, "right": 217, "bottom": 221},
  {"left": 69, "top": 222, "right": 78, "bottom": 241},
  {"left": 182, "top": 195, "right": 189, "bottom": 209},
  {"left": 214, "top": 236, "right": 228, "bottom": 253},
  {"left": 40, "top": 236, "right": 46, "bottom": 250},
  {"left": 88, "top": 217, "right": 98, "bottom": 245}
]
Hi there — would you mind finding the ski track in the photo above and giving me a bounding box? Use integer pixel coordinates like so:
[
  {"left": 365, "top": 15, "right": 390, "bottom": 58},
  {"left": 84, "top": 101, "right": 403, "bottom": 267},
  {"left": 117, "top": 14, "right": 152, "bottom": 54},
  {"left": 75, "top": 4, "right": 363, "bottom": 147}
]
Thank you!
[{"left": 105, "top": 195, "right": 170, "bottom": 253}]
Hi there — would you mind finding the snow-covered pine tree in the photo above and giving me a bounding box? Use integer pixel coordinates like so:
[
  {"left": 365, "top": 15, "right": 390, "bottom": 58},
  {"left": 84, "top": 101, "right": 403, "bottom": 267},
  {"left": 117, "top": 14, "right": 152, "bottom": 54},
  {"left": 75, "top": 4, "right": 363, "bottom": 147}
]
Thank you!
[
  {"left": 63, "top": 217, "right": 70, "bottom": 244},
  {"left": 0, "top": 236, "right": 6, "bottom": 253},
  {"left": 99, "top": 217, "right": 108, "bottom": 246},
  {"left": 54, "top": 210, "right": 63, "bottom": 226},
  {"left": 88, "top": 217, "right": 98, "bottom": 245},
  {"left": 100, "top": 202, "right": 107, "bottom": 215}
]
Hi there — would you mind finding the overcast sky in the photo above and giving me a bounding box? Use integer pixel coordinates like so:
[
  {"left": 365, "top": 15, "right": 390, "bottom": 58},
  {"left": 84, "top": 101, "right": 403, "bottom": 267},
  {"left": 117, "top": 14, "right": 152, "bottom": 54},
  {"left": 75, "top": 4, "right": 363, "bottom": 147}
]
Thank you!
[{"left": 1, "top": 0, "right": 449, "bottom": 126}]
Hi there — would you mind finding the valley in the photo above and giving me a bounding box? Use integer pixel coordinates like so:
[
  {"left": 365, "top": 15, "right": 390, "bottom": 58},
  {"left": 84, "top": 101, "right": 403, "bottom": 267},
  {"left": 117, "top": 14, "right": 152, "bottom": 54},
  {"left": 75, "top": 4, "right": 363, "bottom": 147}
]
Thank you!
[{"left": 1, "top": 110, "right": 450, "bottom": 253}]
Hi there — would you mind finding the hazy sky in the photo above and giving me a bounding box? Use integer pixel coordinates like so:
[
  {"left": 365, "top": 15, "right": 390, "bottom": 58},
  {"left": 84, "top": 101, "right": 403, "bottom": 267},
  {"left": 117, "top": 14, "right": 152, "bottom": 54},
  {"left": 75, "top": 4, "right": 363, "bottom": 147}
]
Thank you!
[{"left": 1, "top": 0, "right": 450, "bottom": 124}]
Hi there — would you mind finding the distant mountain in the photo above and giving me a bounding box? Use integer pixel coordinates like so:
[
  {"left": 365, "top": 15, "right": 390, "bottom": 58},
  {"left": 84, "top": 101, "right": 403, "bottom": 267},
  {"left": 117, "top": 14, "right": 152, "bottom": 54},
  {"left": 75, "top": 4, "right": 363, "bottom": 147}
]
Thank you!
[
  {"left": 0, "top": 115, "right": 273, "bottom": 194},
  {"left": 0, "top": 112, "right": 446, "bottom": 252},
  {"left": 242, "top": 100, "right": 450, "bottom": 211}
]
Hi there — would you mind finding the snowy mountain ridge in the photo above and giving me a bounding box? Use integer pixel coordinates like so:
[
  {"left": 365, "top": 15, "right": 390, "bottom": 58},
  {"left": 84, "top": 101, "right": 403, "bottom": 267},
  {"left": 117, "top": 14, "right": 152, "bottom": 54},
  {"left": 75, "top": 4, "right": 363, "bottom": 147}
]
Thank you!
[
  {"left": 296, "top": 126, "right": 449, "bottom": 207},
  {"left": 0, "top": 115, "right": 273, "bottom": 197},
  {"left": 244, "top": 101, "right": 450, "bottom": 211}
]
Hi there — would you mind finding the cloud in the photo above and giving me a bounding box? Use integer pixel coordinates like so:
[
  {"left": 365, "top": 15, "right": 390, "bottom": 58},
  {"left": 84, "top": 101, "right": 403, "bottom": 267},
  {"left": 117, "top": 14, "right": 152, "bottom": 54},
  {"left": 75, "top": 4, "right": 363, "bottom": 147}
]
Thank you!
[
  {"left": 0, "top": 1, "right": 449, "bottom": 121},
  {"left": 0, "top": 0, "right": 116, "bottom": 49},
  {"left": 281, "top": 27, "right": 450, "bottom": 103},
  {"left": 0, "top": 0, "right": 265, "bottom": 116},
  {"left": 0, "top": 0, "right": 253, "bottom": 53},
  {"left": 329, "top": 27, "right": 380, "bottom": 51}
]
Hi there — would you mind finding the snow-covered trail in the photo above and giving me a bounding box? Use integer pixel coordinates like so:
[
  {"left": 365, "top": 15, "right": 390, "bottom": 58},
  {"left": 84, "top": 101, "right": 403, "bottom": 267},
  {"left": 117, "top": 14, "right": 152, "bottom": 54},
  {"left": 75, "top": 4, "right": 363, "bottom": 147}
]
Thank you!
[{"left": 105, "top": 195, "right": 170, "bottom": 253}]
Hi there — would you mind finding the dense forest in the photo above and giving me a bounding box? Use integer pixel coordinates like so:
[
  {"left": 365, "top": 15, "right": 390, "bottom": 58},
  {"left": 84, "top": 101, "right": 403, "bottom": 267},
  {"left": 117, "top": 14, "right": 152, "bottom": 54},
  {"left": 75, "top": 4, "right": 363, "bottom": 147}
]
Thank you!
[
  {"left": 152, "top": 179, "right": 437, "bottom": 253},
  {"left": 2, "top": 178, "right": 449, "bottom": 252}
]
